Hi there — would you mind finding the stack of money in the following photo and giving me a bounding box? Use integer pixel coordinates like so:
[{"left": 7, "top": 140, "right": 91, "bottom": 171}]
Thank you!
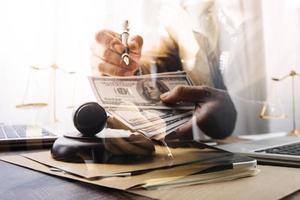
[{"left": 89, "top": 71, "right": 194, "bottom": 139}]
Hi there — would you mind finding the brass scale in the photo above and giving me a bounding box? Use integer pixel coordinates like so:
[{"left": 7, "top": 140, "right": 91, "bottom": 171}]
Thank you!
[
  {"left": 260, "top": 70, "right": 300, "bottom": 136},
  {"left": 16, "top": 64, "right": 76, "bottom": 122}
]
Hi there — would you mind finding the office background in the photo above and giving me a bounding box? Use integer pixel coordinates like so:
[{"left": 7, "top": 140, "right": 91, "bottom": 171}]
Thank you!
[{"left": 0, "top": 0, "right": 299, "bottom": 135}]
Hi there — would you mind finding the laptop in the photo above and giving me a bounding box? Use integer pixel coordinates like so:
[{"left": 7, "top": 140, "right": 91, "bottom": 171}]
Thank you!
[
  {"left": 0, "top": 124, "right": 57, "bottom": 149},
  {"left": 218, "top": 135, "right": 300, "bottom": 167}
]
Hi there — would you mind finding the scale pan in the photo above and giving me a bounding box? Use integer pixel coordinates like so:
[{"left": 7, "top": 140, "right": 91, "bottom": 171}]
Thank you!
[{"left": 16, "top": 102, "right": 48, "bottom": 109}]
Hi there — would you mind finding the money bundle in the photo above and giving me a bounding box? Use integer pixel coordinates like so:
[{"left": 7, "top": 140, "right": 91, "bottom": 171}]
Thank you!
[{"left": 89, "top": 71, "right": 194, "bottom": 139}]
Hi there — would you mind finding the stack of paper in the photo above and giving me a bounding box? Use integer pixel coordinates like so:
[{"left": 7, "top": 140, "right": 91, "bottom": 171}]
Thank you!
[{"left": 0, "top": 144, "right": 259, "bottom": 191}]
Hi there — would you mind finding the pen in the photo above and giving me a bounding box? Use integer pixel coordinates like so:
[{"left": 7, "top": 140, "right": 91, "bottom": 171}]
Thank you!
[{"left": 121, "top": 20, "right": 130, "bottom": 66}]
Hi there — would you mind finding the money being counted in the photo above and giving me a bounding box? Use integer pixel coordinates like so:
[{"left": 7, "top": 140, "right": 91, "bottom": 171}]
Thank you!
[
  {"left": 89, "top": 74, "right": 194, "bottom": 109},
  {"left": 107, "top": 107, "right": 193, "bottom": 130},
  {"left": 89, "top": 72, "right": 195, "bottom": 139}
]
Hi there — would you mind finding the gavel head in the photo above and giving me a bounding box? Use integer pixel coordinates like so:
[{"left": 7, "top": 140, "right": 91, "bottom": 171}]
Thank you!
[{"left": 73, "top": 102, "right": 107, "bottom": 136}]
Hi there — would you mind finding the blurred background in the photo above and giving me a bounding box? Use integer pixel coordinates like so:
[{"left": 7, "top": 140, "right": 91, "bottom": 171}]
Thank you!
[{"left": 0, "top": 0, "right": 299, "bottom": 135}]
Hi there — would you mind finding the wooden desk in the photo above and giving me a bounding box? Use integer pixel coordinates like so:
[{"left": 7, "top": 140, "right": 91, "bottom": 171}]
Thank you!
[
  {"left": 0, "top": 150, "right": 151, "bottom": 200},
  {"left": 1, "top": 141, "right": 300, "bottom": 200}
]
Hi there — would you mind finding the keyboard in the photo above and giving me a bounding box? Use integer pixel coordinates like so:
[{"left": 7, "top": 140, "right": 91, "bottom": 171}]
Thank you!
[
  {"left": 0, "top": 125, "right": 57, "bottom": 148},
  {"left": 256, "top": 142, "right": 300, "bottom": 156},
  {"left": 0, "top": 125, "right": 56, "bottom": 139}
]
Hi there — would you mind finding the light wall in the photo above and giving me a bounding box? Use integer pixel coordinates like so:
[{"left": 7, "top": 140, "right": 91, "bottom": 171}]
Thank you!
[
  {"left": 262, "top": 0, "right": 300, "bottom": 133},
  {"left": 0, "top": 0, "right": 299, "bottom": 135}
]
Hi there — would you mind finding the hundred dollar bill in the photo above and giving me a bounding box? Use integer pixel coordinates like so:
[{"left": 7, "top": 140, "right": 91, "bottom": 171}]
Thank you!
[
  {"left": 107, "top": 107, "right": 193, "bottom": 130},
  {"left": 151, "top": 122, "right": 187, "bottom": 141},
  {"left": 89, "top": 74, "right": 194, "bottom": 109},
  {"left": 139, "top": 116, "right": 191, "bottom": 138}
]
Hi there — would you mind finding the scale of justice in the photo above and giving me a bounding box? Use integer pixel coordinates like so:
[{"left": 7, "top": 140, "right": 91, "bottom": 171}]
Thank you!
[
  {"left": 260, "top": 69, "right": 300, "bottom": 136},
  {"left": 15, "top": 63, "right": 77, "bottom": 123}
]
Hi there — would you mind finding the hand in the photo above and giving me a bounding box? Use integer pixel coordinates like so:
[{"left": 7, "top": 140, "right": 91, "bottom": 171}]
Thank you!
[
  {"left": 91, "top": 29, "right": 143, "bottom": 76},
  {"left": 103, "top": 134, "right": 155, "bottom": 156},
  {"left": 160, "top": 85, "right": 237, "bottom": 140}
]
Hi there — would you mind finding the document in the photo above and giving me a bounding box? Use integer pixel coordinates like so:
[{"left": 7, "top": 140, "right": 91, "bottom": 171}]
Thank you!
[
  {"left": 20, "top": 145, "right": 227, "bottom": 179},
  {"left": 0, "top": 154, "right": 231, "bottom": 190},
  {"left": 0, "top": 145, "right": 259, "bottom": 191}
]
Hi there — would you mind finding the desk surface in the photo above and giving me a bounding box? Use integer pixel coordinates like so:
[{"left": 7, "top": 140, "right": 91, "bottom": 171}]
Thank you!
[
  {"left": 1, "top": 144, "right": 300, "bottom": 200},
  {"left": 0, "top": 159, "right": 151, "bottom": 200}
]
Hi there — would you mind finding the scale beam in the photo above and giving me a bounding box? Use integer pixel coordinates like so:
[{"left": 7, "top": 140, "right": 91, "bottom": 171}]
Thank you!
[{"left": 262, "top": 69, "right": 300, "bottom": 136}]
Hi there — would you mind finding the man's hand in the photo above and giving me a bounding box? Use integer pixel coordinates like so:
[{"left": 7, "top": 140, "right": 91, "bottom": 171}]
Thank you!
[
  {"left": 161, "top": 85, "right": 237, "bottom": 140},
  {"left": 91, "top": 30, "right": 143, "bottom": 76}
]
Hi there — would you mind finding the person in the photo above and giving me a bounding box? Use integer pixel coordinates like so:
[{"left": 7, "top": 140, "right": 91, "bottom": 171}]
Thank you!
[
  {"left": 90, "top": 4, "right": 237, "bottom": 141},
  {"left": 139, "top": 79, "right": 169, "bottom": 103}
]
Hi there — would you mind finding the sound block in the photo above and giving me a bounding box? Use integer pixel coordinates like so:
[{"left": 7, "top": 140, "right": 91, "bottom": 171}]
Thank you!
[
  {"left": 51, "top": 136, "right": 107, "bottom": 163},
  {"left": 51, "top": 135, "right": 154, "bottom": 164},
  {"left": 51, "top": 102, "right": 154, "bottom": 163}
]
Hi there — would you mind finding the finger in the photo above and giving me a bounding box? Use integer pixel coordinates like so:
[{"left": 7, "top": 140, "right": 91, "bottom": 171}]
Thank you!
[
  {"left": 95, "top": 30, "right": 125, "bottom": 54},
  {"left": 160, "top": 85, "right": 213, "bottom": 104},
  {"left": 91, "top": 44, "right": 139, "bottom": 70},
  {"left": 91, "top": 42, "right": 120, "bottom": 62},
  {"left": 128, "top": 35, "right": 143, "bottom": 56},
  {"left": 128, "top": 35, "right": 143, "bottom": 50},
  {"left": 91, "top": 56, "right": 135, "bottom": 76}
]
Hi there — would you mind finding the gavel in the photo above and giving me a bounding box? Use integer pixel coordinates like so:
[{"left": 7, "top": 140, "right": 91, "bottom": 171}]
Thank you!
[{"left": 51, "top": 102, "right": 154, "bottom": 163}]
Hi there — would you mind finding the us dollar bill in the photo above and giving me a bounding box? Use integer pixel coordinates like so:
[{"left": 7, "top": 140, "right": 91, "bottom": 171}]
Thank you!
[
  {"left": 139, "top": 116, "right": 191, "bottom": 138},
  {"left": 89, "top": 74, "right": 194, "bottom": 109},
  {"left": 107, "top": 107, "right": 193, "bottom": 131}
]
